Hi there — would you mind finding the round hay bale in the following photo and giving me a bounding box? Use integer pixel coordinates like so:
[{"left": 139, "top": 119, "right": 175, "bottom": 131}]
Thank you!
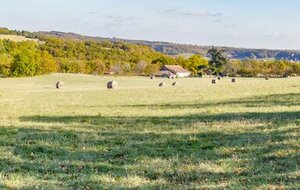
[
  {"left": 159, "top": 82, "right": 166, "bottom": 87},
  {"left": 56, "top": 81, "right": 63, "bottom": 89},
  {"left": 232, "top": 78, "right": 236, "bottom": 83},
  {"left": 107, "top": 81, "right": 118, "bottom": 89},
  {"left": 172, "top": 82, "right": 178, "bottom": 86},
  {"left": 218, "top": 76, "right": 221, "bottom": 80},
  {"left": 212, "top": 79, "right": 216, "bottom": 84}
]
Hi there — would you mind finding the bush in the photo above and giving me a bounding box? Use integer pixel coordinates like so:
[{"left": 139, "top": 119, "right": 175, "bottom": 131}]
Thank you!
[
  {"left": 37, "top": 51, "right": 58, "bottom": 74},
  {"left": 59, "top": 59, "right": 87, "bottom": 73},
  {"left": 144, "top": 64, "right": 160, "bottom": 76},
  {"left": 10, "top": 52, "right": 38, "bottom": 77},
  {"left": 86, "top": 59, "right": 106, "bottom": 75}
]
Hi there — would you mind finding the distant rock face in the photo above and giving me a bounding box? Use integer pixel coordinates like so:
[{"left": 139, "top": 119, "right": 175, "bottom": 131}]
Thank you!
[{"left": 107, "top": 81, "right": 118, "bottom": 89}]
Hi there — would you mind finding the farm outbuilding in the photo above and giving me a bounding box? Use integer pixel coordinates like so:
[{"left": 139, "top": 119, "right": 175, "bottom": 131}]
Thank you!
[{"left": 158, "top": 65, "right": 191, "bottom": 78}]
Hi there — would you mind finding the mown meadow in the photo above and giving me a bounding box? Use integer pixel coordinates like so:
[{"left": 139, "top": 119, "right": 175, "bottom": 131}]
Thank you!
[{"left": 0, "top": 74, "right": 299, "bottom": 189}]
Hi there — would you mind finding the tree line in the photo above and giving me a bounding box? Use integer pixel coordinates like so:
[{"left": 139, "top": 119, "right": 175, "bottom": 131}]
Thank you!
[
  {"left": 223, "top": 59, "right": 300, "bottom": 77},
  {"left": 0, "top": 27, "right": 300, "bottom": 77},
  {"left": 0, "top": 34, "right": 209, "bottom": 77},
  {"left": 204, "top": 47, "right": 300, "bottom": 77}
]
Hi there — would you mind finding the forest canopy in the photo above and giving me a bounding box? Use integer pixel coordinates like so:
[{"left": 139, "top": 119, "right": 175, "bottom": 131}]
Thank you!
[{"left": 0, "top": 28, "right": 208, "bottom": 77}]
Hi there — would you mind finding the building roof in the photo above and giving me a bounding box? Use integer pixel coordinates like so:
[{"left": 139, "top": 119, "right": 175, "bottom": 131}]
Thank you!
[
  {"left": 157, "top": 70, "right": 176, "bottom": 76},
  {"left": 162, "top": 65, "right": 191, "bottom": 73}
]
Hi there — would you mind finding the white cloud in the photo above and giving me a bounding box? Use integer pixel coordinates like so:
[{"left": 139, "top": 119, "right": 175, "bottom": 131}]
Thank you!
[
  {"left": 102, "top": 14, "right": 137, "bottom": 23},
  {"left": 264, "top": 32, "right": 295, "bottom": 39},
  {"left": 161, "top": 8, "right": 223, "bottom": 18}
]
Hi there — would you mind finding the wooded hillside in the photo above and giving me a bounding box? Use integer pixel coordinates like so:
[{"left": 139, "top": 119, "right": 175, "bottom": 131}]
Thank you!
[{"left": 0, "top": 27, "right": 300, "bottom": 77}]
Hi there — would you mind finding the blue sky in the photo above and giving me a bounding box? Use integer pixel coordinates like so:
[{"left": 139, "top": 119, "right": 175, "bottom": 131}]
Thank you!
[{"left": 0, "top": 0, "right": 299, "bottom": 49}]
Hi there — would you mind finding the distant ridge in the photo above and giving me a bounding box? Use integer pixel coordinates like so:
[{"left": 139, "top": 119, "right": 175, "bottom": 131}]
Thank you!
[{"left": 38, "top": 31, "right": 300, "bottom": 61}]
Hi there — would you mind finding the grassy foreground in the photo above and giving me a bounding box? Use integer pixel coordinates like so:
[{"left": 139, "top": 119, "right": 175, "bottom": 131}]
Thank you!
[{"left": 0, "top": 74, "right": 299, "bottom": 189}]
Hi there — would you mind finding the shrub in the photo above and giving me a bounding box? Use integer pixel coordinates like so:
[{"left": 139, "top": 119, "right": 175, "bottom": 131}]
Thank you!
[
  {"left": 59, "top": 59, "right": 87, "bottom": 73},
  {"left": 37, "top": 51, "right": 58, "bottom": 74},
  {"left": 144, "top": 64, "right": 160, "bottom": 76},
  {"left": 86, "top": 59, "right": 106, "bottom": 75},
  {"left": 10, "top": 52, "right": 38, "bottom": 77}
]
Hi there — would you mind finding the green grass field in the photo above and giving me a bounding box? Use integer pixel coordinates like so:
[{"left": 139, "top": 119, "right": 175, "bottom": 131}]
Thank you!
[{"left": 0, "top": 74, "right": 299, "bottom": 189}]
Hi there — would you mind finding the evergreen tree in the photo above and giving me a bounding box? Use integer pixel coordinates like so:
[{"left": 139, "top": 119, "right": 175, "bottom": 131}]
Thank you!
[{"left": 207, "top": 46, "right": 228, "bottom": 75}]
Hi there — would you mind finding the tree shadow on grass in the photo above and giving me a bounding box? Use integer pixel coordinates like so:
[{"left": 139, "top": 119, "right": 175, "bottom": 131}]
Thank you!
[
  {"left": 5, "top": 93, "right": 300, "bottom": 188},
  {"left": 119, "top": 93, "right": 300, "bottom": 110},
  {"left": 19, "top": 110, "right": 300, "bottom": 127},
  {"left": 13, "top": 111, "right": 300, "bottom": 188},
  {"left": 0, "top": 127, "right": 20, "bottom": 189},
  {"left": 0, "top": 127, "right": 18, "bottom": 147}
]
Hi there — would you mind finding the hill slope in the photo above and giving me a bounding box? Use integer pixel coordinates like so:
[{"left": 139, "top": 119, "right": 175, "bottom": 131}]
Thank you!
[
  {"left": 0, "top": 34, "right": 38, "bottom": 42},
  {"left": 38, "top": 31, "right": 300, "bottom": 60}
]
